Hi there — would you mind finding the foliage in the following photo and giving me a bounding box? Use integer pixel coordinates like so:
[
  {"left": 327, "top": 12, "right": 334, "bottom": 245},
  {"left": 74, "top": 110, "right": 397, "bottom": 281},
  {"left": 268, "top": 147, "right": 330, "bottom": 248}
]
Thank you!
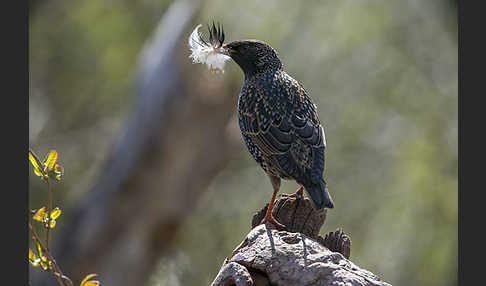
[{"left": 28, "top": 149, "right": 100, "bottom": 286}]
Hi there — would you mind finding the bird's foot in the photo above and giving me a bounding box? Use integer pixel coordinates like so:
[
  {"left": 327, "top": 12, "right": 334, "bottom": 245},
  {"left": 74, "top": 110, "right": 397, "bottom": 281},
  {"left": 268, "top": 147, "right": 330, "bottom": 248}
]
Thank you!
[
  {"left": 259, "top": 213, "right": 286, "bottom": 229},
  {"left": 280, "top": 186, "right": 304, "bottom": 200}
]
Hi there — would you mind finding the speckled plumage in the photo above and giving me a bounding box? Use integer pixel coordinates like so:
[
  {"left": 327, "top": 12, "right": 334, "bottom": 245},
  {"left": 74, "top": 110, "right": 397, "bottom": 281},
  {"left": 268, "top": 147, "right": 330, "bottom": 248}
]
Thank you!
[
  {"left": 238, "top": 70, "right": 323, "bottom": 179},
  {"left": 225, "top": 39, "right": 334, "bottom": 210}
]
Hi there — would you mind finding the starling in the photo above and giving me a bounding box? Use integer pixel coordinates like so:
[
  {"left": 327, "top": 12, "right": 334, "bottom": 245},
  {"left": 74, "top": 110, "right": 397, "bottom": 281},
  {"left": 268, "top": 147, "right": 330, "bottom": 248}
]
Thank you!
[{"left": 189, "top": 24, "right": 334, "bottom": 228}]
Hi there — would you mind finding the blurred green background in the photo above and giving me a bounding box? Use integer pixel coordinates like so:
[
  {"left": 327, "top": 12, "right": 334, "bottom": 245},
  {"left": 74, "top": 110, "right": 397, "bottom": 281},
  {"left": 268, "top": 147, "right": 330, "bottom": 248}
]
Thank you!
[{"left": 29, "top": 0, "right": 457, "bottom": 285}]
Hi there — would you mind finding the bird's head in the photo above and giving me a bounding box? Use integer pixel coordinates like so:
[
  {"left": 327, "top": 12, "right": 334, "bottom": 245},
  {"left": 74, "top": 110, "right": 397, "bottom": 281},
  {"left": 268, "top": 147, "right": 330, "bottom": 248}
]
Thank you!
[
  {"left": 222, "top": 40, "right": 282, "bottom": 76},
  {"left": 189, "top": 23, "right": 282, "bottom": 76}
]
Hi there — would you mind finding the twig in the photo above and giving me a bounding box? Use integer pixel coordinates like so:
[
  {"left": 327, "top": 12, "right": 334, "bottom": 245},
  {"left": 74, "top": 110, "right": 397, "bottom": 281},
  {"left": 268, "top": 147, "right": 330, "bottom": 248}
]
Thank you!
[{"left": 30, "top": 213, "right": 67, "bottom": 286}]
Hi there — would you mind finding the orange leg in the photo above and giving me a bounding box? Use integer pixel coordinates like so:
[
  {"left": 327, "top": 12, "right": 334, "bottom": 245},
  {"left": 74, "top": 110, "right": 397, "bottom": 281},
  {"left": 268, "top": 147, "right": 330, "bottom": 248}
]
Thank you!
[{"left": 260, "top": 176, "right": 285, "bottom": 228}]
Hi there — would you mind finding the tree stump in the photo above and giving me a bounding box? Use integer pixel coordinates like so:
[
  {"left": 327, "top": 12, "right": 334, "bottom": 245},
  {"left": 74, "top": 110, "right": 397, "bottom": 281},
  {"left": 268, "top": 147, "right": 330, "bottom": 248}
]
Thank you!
[{"left": 211, "top": 195, "right": 392, "bottom": 286}]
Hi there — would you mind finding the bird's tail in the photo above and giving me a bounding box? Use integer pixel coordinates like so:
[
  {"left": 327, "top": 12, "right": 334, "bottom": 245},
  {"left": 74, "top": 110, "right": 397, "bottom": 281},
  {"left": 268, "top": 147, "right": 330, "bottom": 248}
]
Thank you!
[{"left": 305, "top": 178, "right": 334, "bottom": 210}]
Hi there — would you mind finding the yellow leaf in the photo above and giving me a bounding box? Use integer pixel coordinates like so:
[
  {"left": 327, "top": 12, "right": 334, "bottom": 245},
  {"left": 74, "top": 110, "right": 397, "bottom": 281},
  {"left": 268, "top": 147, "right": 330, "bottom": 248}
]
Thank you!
[
  {"left": 29, "top": 150, "right": 46, "bottom": 178},
  {"left": 29, "top": 248, "right": 37, "bottom": 261},
  {"left": 81, "top": 274, "right": 98, "bottom": 286},
  {"left": 50, "top": 208, "right": 62, "bottom": 220},
  {"left": 44, "top": 150, "right": 58, "bottom": 171},
  {"left": 33, "top": 167, "right": 43, "bottom": 178},
  {"left": 29, "top": 247, "right": 41, "bottom": 267},
  {"left": 49, "top": 220, "right": 57, "bottom": 228},
  {"left": 83, "top": 281, "right": 100, "bottom": 286},
  {"left": 36, "top": 242, "right": 43, "bottom": 258},
  {"left": 33, "top": 207, "right": 47, "bottom": 222}
]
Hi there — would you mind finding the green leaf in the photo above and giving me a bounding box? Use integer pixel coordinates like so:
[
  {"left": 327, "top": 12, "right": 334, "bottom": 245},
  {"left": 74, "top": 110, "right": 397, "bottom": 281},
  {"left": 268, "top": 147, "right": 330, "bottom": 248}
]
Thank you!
[
  {"left": 29, "top": 150, "right": 46, "bottom": 178},
  {"left": 81, "top": 274, "right": 98, "bottom": 286},
  {"left": 50, "top": 207, "right": 61, "bottom": 220},
  {"left": 43, "top": 150, "right": 58, "bottom": 171}
]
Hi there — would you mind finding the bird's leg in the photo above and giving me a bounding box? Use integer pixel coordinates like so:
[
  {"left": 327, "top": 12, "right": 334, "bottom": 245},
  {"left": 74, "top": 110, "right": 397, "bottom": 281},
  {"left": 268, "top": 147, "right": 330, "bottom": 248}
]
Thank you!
[
  {"left": 260, "top": 187, "right": 285, "bottom": 228},
  {"left": 280, "top": 186, "right": 304, "bottom": 199},
  {"left": 260, "top": 176, "right": 285, "bottom": 228}
]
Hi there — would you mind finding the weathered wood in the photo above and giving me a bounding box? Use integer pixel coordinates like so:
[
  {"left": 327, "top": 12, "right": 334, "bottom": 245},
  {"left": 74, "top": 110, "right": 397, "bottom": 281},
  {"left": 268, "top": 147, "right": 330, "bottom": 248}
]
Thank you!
[
  {"left": 251, "top": 195, "right": 327, "bottom": 239},
  {"left": 212, "top": 196, "right": 391, "bottom": 286},
  {"left": 320, "top": 228, "right": 351, "bottom": 260}
]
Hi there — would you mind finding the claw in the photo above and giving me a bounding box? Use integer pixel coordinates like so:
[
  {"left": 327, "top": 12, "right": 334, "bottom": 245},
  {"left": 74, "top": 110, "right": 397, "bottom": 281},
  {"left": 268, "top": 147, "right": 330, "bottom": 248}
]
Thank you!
[{"left": 260, "top": 213, "right": 285, "bottom": 229}]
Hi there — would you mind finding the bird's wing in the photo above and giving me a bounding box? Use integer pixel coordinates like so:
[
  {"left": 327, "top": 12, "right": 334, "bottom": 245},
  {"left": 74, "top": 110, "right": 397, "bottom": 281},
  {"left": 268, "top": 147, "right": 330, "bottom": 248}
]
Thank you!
[
  {"left": 240, "top": 100, "right": 326, "bottom": 185},
  {"left": 284, "top": 75, "right": 327, "bottom": 184},
  {"left": 287, "top": 114, "right": 326, "bottom": 185}
]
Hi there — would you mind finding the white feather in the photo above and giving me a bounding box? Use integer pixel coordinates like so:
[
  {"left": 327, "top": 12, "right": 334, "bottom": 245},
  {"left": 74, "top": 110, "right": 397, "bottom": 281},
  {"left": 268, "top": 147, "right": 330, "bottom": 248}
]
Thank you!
[{"left": 188, "top": 24, "right": 230, "bottom": 72}]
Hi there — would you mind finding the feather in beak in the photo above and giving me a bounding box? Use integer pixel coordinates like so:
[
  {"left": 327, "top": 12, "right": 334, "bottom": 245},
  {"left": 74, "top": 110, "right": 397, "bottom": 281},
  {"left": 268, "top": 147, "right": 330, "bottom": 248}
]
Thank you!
[{"left": 188, "top": 23, "right": 230, "bottom": 72}]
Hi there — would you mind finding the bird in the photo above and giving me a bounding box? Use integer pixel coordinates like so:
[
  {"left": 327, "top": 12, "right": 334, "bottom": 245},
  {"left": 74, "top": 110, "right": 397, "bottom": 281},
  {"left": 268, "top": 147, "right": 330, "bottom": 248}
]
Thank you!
[{"left": 189, "top": 23, "right": 334, "bottom": 228}]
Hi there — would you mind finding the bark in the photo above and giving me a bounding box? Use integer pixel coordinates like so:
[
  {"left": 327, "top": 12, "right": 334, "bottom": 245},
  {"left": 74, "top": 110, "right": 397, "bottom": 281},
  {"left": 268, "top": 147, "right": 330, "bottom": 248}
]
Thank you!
[{"left": 211, "top": 196, "right": 391, "bottom": 286}]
